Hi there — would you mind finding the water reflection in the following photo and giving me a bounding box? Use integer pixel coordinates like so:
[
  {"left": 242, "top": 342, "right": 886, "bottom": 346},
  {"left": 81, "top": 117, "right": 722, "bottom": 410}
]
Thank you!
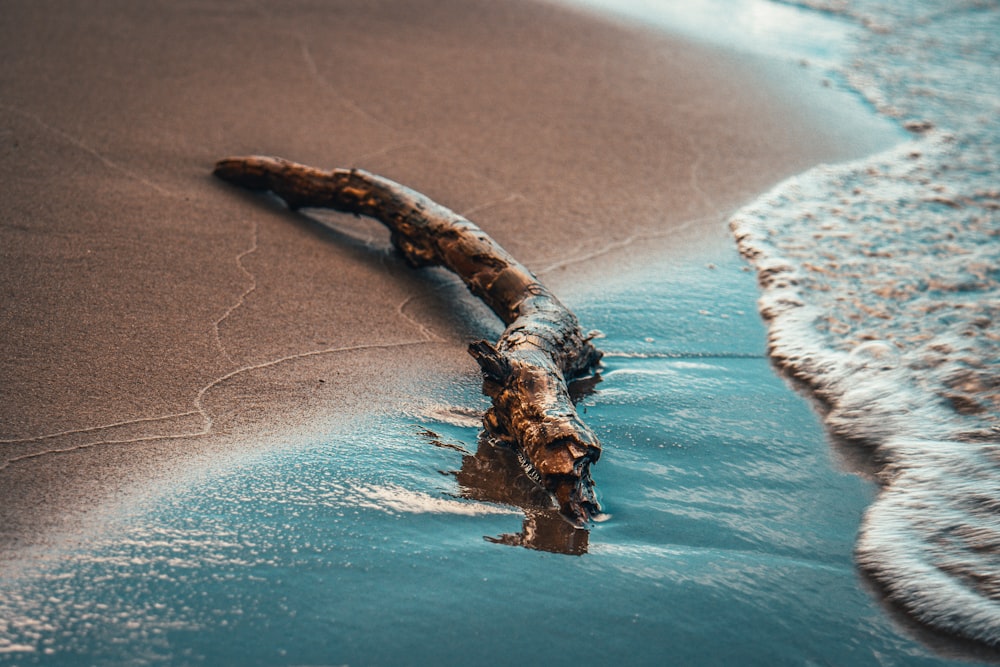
[
  {"left": 418, "top": 373, "right": 601, "bottom": 556},
  {"left": 426, "top": 429, "right": 591, "bottom": 555},
  {"left": 484, "top": 510, "right": 589, "bottom": 556}
]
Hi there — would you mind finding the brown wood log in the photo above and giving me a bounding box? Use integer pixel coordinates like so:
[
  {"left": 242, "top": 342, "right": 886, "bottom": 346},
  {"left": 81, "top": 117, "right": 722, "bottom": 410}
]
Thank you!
[{"left": 214, "top": 156, "right": 603, "bottom": 525}]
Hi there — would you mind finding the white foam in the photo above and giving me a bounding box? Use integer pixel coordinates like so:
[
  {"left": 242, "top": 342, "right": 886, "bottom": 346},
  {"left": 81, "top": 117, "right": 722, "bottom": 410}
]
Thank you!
[
  {"left": 730, "top": 1, "right": 1000, "bottom": 643},
  {"left": 347, "top": 482, "right": 518, "bottom": 517},
  {"left": 553, "top": 0, "right": 853, "bottom": 66},
  {"left": 0, "top": 642, "right": 36, "bottom": 654}
]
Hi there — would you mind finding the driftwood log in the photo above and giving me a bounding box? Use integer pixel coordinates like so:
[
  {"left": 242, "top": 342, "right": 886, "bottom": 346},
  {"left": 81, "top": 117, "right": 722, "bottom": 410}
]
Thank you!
[{"left": 214, "top": 156, "right": 603, "bottom": 525}]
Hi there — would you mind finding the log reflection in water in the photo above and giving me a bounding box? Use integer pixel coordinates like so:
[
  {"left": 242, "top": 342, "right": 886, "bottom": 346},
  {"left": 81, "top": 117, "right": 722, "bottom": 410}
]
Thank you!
[{"left": 456, "top": 433, "right": 590, "bottom": 556}]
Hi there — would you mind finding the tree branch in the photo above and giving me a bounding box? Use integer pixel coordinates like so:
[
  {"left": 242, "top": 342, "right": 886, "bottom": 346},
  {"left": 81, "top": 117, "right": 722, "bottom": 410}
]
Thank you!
[{"left": 214, "top": 156, "right": 603, "bottom": 525}]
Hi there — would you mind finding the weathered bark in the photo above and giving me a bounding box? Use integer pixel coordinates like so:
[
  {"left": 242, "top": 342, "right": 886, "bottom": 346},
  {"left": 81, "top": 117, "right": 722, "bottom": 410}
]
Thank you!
[{"left": 214, "top": 156, "right": 603, "bottom": 525}]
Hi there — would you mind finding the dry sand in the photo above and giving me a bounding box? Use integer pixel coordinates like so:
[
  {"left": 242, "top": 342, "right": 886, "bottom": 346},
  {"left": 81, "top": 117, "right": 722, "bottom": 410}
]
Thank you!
[{"left": 0, "top": 0, "right": 892, "bottom": 557}]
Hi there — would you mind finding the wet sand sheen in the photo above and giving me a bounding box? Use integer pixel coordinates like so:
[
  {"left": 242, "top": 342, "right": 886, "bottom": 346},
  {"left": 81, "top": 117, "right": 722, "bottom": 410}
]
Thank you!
[{"left": 0, "top": 1, "right": 890, "bottom": 558}]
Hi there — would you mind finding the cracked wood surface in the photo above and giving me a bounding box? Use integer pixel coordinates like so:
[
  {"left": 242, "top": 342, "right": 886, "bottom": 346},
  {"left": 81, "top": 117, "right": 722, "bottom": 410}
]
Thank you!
[{"left": 214, "top": 155, "right": 604, "bottom": 525}]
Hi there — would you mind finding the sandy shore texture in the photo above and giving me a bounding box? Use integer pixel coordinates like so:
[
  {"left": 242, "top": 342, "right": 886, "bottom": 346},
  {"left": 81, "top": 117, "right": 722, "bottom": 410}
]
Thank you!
[{"left": 0, "top": 0, "right": 892, "bottom": 558}]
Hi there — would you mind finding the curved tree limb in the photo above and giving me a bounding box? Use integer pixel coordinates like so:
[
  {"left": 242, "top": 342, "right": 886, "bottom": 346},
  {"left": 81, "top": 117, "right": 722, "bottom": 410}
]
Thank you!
[{"left": 214, "top": 156, "right": 603, "bottom": 525}]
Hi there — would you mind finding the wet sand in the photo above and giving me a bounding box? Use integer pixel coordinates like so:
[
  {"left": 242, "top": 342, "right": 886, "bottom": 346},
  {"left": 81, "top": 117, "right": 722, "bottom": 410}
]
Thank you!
[{"left": 0, "top": 0, "right": 893, "bottom": 558}]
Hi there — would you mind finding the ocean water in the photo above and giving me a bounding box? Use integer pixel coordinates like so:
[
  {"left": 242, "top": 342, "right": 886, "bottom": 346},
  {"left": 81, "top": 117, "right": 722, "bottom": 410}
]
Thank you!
[
  {"left": 728, "top": 0, "right": 1000, "bottom": 649},
  {"left": 2, "top": 1, "right": 998, "bottom": 665},
  {"left": 559, "top": 0, "right": 999, "bottom": 647},
  {"left": 0, "top": 253, "right": 978, "bottom": 666}
]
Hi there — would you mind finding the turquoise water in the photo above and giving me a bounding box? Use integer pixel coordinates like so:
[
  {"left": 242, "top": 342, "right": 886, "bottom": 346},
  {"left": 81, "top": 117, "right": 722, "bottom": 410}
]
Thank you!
[{"left": 0, "top": 252, "right": 981, "bottom": 665}]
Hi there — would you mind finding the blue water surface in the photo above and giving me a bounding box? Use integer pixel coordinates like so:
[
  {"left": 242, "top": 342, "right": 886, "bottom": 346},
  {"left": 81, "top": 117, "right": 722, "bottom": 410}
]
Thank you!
[{"left": 0, "top": 249, "right": 982, "bottom": 666}]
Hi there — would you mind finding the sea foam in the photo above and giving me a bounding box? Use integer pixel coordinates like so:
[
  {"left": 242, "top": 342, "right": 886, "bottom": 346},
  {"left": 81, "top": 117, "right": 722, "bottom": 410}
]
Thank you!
[{"left": 731, "top": 0, "right": 1000, "bottom": 647}]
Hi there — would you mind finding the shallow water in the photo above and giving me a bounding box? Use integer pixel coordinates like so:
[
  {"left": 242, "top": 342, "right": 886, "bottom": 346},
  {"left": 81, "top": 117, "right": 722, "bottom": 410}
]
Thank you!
[
  {"left": 0, "top": 251, "right": 983, "bottom": 665},
  {"left": 553, "top": 0, "right": 1000, "bottom": 645}
]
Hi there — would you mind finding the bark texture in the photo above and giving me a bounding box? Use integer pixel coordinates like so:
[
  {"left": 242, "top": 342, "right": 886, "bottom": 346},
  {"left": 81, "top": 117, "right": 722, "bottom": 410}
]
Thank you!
[{"left": 214, "top": 156, "right": 603, "bottom": 524}]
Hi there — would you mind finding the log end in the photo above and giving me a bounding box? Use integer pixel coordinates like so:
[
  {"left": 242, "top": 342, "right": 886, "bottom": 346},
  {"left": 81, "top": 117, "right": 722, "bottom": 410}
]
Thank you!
[
  {"left": 470, "top": 341, "right": 602, "bottom": 527},
  {"left": 213, "top": 155, "right": 345, "bottom": 211},
  {"left": 213, "top": 155, "right": 279, "bottom": 191},
  {"left": 549, "top": 468, "right": 602, "bottom": 528}
]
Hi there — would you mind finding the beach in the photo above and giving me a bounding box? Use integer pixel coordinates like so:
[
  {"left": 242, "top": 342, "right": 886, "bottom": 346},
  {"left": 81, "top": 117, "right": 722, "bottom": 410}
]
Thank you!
[
  {"left": 0, "top": 0, "right": 890, "bottom": 555},
  {"left": 5, "top": 0, "right": 989, "bottom": 663}
]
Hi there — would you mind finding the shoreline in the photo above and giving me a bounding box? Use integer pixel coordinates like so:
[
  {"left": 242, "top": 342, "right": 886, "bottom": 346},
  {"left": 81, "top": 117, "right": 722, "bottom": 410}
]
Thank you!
[
  {"left": 725, "top": 0, "right": 1000, "bottom": 648},
  {"left": 1, "top": 0, "right": 892, "bottom": 560}
]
